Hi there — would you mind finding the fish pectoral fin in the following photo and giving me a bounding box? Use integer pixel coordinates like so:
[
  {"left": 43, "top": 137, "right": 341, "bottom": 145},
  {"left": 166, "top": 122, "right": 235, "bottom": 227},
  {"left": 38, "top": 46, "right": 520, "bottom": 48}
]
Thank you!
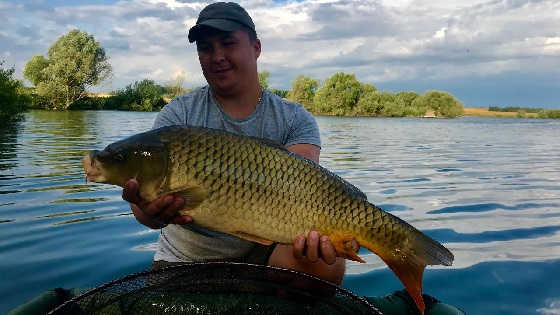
[
  {"left": 329, "top": 234, "right": 365, "bottom": 263},
  {"left": 174, "top": 186, "right": 207, "bottom": 210},
  {"left": 231, "top": 231, "right": 275, "bottom": 246}
]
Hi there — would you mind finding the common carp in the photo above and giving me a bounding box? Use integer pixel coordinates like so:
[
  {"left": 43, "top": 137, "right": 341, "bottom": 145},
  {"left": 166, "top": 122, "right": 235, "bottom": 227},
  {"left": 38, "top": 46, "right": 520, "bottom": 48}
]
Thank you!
[{"left": 83, "top": 125, "right": 454, "bottom": 313}]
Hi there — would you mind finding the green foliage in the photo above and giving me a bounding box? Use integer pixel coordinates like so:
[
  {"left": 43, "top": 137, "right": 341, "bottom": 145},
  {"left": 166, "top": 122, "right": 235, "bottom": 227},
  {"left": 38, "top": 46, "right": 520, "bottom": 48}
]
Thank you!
[
  {"left": 416, "top": 90, "right": 463, "bottom": 118},
  {"left": 357, "top": 90, "right": 420, "bottom": 117},
  {"left": 396, "top": 91, "right": 425, "bottom": 116},
  {"left": 270, "top": 88, "right": 289, "bottom": 98},
  {"left": 287, "top": 75, "right": 319, "bottom": 112},
  {"left": 258, "top": 71, "right": 270, "bottom": 89},
  {"left": 112, "top": 79, "right": 166, "bottom": 111},
  {"left": 0, "top": 61, "right": 30, "bottom": 121},
  {"left": 23, "top": 55, "right": 49, "bottom": 86},
  {"left": 313, "top": 72, "right": 361, "bottom": 115},
  {"left": 537, "top": 109, "right": 560, "bottom": 119},
  {"left": 23, "top": 29, "right": 112, "bottom": 110},
  {"left": 395, "top": 91, "right": 420, "bottom": 107},
  {"left": 356, "top": 88, "right": 382, "bottom": 115},
  {"left": 490, "top": 106, "right": 543, "bottom": 114}
]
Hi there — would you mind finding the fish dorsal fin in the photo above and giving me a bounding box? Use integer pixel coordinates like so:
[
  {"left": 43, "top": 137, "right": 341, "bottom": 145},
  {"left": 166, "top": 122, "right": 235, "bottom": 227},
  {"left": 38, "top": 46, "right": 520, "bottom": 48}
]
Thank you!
[{"left": 174, "top": 186, "right": 207, "bottom": 210}]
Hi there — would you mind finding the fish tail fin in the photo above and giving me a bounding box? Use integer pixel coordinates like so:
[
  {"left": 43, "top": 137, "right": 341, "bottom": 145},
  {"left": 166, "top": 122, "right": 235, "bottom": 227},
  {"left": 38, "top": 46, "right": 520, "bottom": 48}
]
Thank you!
[{"left": 359, "top": 212, "right": 454, "bottom": 314}]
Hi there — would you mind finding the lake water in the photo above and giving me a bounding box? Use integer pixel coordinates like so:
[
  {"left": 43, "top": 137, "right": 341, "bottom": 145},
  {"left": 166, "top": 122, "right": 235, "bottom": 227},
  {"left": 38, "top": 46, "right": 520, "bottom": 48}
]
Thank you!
[{"left": 1, "top": 110, "right": 559, "bottom": 314}]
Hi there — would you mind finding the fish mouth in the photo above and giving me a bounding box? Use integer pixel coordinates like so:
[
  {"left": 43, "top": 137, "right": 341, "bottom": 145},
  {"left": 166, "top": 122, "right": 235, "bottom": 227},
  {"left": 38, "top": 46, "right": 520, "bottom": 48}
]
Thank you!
[{"left": 83, "top": 151, "right": 105, "bottom": 183}]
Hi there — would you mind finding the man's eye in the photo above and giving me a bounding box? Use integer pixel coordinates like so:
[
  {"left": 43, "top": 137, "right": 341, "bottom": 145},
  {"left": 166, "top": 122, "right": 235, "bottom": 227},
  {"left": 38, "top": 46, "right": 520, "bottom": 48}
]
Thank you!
[{"left": 196, "top": 43, "right": 210, "bottom": 52}]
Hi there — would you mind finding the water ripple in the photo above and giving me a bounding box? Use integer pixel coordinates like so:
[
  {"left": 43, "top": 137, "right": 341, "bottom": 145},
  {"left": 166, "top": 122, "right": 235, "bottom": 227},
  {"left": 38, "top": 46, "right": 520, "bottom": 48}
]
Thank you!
[{"left": 428, "top": 203, "right": 560, "bottom": 214}]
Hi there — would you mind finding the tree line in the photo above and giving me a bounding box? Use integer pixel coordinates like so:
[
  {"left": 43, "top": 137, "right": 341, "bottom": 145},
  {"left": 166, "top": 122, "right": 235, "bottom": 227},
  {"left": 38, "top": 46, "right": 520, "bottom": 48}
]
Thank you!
[
  {"left": 0, "top": 61, "right": 31, "bottom": 121},
  {"left": 2, "top": 29, "right": 558, "bottom": 120},
  {"left": 489, "top": 106, "right": 560, "bottom": 119},
  {"left": 284, "top": 73, "right": 463, "bottom": 118}
]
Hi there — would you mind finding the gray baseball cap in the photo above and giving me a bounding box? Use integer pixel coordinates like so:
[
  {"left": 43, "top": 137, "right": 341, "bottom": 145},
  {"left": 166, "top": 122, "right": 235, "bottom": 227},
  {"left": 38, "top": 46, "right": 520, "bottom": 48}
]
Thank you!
[{"left": 188, "top": 2, "right": 256, "bottom": 43}]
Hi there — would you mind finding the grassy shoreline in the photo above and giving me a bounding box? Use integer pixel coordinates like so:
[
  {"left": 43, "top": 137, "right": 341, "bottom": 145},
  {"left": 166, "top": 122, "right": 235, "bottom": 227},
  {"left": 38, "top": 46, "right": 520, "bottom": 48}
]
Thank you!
[{"left": 462, "top": 107, "right": 538, "bottom": 118}]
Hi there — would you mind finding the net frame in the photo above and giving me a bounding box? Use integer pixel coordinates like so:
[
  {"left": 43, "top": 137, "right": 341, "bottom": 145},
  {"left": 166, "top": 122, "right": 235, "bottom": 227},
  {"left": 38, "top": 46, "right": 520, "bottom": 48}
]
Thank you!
[{"left": 49, "top": 262, "right": 381, "bottom": 314}]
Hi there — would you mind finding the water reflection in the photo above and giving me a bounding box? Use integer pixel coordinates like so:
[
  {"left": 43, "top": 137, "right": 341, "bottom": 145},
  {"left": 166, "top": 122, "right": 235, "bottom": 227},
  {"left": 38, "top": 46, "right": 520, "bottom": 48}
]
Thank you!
[
  {"left": 0, "top": 119, "right": 23, "bottom": 171},
  {"left": 54, "top": 212, "right": 131, "bottom": 225},
  {"left": 26, "top": 110, "right": 92, "bottom": 170}
]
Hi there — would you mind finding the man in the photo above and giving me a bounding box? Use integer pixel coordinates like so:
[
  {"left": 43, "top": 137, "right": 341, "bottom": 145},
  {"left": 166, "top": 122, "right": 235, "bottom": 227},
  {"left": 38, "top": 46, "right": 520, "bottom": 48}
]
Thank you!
[{"left": 122, "top": 1, "right": 347, "bottom": 284}]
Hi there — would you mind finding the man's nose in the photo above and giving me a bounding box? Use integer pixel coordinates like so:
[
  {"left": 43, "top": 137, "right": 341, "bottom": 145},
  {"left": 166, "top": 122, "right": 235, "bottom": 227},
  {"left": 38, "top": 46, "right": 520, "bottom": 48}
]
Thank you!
[{"left": 211, "top": 45, "right": 226, "bottom": 63}]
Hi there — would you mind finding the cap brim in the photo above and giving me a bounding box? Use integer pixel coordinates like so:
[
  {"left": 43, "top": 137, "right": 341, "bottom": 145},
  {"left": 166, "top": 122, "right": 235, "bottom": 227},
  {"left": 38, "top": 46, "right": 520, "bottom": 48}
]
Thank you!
[{"left": 188, "top": 19, "right": 244, "bottom": 43}]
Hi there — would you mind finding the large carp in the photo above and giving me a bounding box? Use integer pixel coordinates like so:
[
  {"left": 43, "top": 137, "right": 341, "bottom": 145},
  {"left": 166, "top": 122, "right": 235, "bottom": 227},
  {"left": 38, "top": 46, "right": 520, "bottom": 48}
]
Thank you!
[{"left": 83, "top": 125, "right": 454, "bottom": 313}]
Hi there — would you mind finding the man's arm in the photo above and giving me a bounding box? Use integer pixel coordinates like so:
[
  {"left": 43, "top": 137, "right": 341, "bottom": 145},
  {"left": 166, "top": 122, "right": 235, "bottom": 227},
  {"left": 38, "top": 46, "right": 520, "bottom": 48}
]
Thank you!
[{"left": 267, "top": 143, "right": 347, "bottom": 285}]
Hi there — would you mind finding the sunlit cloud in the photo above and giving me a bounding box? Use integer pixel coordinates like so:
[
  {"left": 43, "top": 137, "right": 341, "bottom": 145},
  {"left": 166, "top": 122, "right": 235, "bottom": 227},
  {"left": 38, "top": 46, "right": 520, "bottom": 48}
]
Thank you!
[{"left": 0, "top": 0, "right": 559, "bottom": 107}]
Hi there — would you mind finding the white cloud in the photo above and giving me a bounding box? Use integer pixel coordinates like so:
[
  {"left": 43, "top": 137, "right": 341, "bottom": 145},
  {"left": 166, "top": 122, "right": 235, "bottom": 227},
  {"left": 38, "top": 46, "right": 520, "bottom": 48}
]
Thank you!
[{"left": 1, "top": 0, "right": 559, "bottom": 107}]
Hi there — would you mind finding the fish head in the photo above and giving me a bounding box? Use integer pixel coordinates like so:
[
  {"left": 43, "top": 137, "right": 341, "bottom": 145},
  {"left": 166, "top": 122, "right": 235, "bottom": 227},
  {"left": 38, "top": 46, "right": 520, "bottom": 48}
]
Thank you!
[{"left": 83, "top": 131, "right": 169, "bottom": 197}]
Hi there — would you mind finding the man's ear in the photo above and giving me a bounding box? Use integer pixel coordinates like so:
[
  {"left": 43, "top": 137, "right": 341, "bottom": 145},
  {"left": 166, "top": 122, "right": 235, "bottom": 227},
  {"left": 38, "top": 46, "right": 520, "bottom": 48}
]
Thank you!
[{"left": 253, "top": 38, "right": 261, "bottom": 59}]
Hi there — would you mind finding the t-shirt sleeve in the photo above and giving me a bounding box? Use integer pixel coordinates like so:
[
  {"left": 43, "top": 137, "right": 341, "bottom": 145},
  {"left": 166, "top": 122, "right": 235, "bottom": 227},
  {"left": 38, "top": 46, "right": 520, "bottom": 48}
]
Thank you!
[
  {"left": 285, "top": 104, "right": 321, "bottom": 148},
  {"left": 152, "top": 98, "right": 187, "bottom": 129}
]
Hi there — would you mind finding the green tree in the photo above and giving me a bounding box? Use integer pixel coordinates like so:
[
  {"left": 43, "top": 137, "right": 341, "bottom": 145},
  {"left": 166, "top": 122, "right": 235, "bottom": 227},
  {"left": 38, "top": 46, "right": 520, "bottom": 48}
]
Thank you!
[
  {"left": 0, "top": 61, "right": 30, "bottom": 121},
  {"left": 287, "top": 75, "right": 319, "bottom": 112},
  {"left": 23, "top": 55, "right": 49, "bottom": 86},
  {"left": 258, "top": 71, "right": 270, "bottom": 89},
  {"left": 396, "top": 91, "right": 425, "bottom": 116},
  {"left": 270, "top": 88, "right": 289, "bottom": 98},
  {"left": 313, "top": 72, "right": 361, "bottom": 115},
  {"left": 23, "top": 29, "right": 112, "bottom": 109},
  {"left": 378, "top": 91, "right": 406, "bottom": 117},
  {"left": 356, "top": 85, "right": 382, "bottom": 115},
  {"left": 416, "top": 90, "right": 463, "bottom": 118},
  {"left": 112, "top": 79, "right": 166, "bottom": 111}
]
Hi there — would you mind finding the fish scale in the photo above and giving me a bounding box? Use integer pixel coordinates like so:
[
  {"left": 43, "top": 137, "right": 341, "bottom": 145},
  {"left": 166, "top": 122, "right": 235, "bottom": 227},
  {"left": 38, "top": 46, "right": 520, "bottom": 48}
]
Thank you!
[{"left": 83, "top": 125, "right": 454, "bottom": 314}]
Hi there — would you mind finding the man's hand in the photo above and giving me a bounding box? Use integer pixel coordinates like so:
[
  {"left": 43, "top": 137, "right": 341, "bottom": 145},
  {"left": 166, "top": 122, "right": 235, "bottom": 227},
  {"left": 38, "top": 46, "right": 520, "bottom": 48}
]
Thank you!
[
  {"left": 269, "top": 229, "right": 359, "bottom": 285},
  {"left": 122, "top": 179, "right": 192, "bottom": 229},
  {"left": 293, "top": 231, "right": 338, "bottom": 265}
]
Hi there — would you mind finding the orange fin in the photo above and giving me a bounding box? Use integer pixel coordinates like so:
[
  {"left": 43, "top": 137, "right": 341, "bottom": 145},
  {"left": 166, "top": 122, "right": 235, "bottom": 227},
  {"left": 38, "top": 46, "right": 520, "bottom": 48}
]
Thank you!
[
  {"left": 329, "top": 234, "right": 365, "bottom": 263},
  {"left": 358, "top": 205, "right": 455, "bottom": 314},
  {"left": 232, "top": 231, "right": 275, "bottom": 246},
  {"left": 383, "top": 255, "right": 426, "bottom": 314}
]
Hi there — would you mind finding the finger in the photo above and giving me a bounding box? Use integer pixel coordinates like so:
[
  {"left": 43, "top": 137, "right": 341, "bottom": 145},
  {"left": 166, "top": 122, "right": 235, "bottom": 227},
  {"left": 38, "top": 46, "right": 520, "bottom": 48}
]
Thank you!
[
  {"left": 141, "top": 195, "right": 173, "bottom": 218},
  {"left": 319, "top": 235, "right": 337, "bottom": 265},
  {"left": 172, "top": 215, "right": 193, "bottom": 225},
  {"left": 306, "top": 231, "right": 319, "bottom": 263},
  {"left": 293, "top": 235, "right": 305, "bottom": 260},
  {"left": 157, "top": 196, "right": 185, "bottom": 223},
  {"left": 122, "top": 179, "right": 141, "bottom": 204}
]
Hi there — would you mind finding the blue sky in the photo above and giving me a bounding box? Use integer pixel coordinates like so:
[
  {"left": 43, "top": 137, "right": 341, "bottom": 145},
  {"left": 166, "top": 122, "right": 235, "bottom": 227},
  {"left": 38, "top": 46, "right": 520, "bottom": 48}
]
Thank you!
[{"left": 1, "top": 0, "right": 559, "bottom": 108}]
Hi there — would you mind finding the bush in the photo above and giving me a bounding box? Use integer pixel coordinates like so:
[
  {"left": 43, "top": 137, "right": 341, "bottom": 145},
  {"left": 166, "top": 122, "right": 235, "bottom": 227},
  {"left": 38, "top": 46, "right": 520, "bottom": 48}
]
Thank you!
[
  {"left": 417, "top": 90, "right": 463, "bottom": 118},
  {"left": 356, "top": 88, "right": 382, "bottom": 115},
  {"left": 270, "top": 88, "right": 289, "bottom": 99},
  {"left": 0, "top": 61, "right": 30, "bottom": 120},
  {"left": 538, "top": 109, "right": 560, "bottom": 119},
  {"left": 111, "top": 79, "right": 166, "bottom": 111},
  {"left": 287, "top": 75, "right": 319, "bottom": 112},
  {"left": 313, "top": 72, "right": 361, "bottom": 115}
]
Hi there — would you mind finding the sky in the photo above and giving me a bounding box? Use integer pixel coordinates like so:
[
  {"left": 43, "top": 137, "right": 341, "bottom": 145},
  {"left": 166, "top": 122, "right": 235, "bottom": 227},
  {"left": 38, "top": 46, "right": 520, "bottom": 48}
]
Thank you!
[{"left": 1, "top": 0, "right": 559, "bottom": 108}]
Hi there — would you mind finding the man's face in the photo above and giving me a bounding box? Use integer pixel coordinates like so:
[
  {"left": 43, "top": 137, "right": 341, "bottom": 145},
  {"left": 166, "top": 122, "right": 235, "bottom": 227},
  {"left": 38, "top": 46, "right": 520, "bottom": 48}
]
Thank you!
[{"left": 196, "top": 29, "right": 261, "bottom": 95}]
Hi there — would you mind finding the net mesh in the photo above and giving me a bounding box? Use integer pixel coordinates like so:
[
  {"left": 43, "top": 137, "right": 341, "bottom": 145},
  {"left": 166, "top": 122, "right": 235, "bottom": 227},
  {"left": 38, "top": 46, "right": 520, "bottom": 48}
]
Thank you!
[{"left": 49, "top": 262, "right": 381, "bottom": 315}]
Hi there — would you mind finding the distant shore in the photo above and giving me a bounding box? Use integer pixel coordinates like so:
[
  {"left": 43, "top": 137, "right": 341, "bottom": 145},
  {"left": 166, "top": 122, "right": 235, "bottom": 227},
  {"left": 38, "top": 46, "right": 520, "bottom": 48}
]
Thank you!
[
  {"left": 420, "top": 107, "right": 539, "bottom": 118},
  {"left": 461, "top": 107, "right": 538, "bottom": 118}
]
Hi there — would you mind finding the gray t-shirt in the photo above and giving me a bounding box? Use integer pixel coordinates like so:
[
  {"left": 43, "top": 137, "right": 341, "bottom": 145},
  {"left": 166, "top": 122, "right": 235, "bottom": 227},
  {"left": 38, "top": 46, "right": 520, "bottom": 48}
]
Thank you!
[{"left": 152, "top": 85, "right": 321, "bottom": 262}]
